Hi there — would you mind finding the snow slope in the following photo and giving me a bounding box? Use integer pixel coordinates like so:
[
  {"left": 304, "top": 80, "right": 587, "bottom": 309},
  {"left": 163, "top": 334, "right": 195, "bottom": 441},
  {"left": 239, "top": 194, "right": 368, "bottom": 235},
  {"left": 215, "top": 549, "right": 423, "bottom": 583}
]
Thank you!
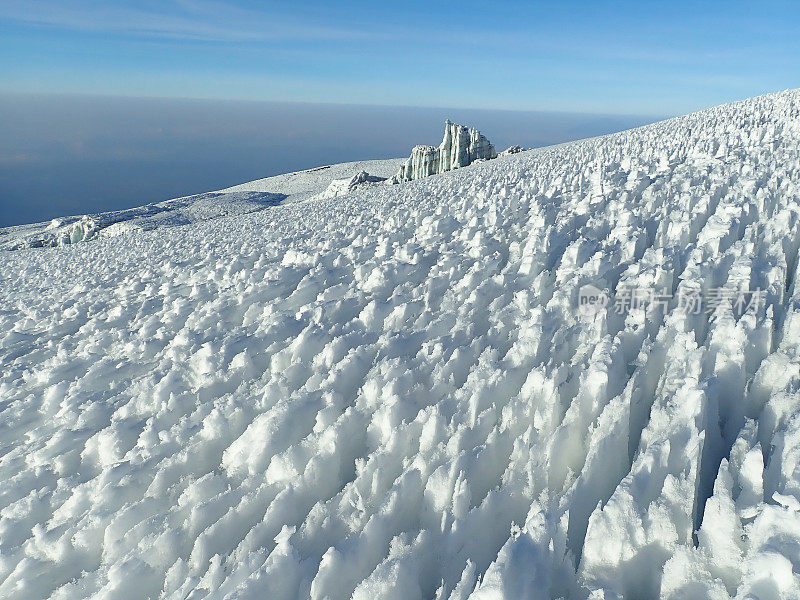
[
  {"left": 0, "top": 158, "right": 403, "bottom": 251},
  {"left": 219, "top": 157, "right": 403, "bottom": 198},
  {"left": 2, "top": 90, "right": 800, "bottom": 599}
]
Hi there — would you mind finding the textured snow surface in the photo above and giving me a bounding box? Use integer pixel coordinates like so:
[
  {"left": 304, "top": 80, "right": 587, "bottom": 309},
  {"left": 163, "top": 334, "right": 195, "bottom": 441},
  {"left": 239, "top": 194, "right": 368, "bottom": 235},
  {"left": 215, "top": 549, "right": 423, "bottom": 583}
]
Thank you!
[{"left": 2, "top": 91, "right": 800, "bottom": 599}]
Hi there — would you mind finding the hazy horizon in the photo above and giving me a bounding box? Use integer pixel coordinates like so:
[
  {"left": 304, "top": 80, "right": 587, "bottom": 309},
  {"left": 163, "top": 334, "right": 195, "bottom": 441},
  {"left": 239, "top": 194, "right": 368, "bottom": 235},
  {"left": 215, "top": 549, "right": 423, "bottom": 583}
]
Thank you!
[{"left": 0, "top": 94, "right": 662, "bottom": 228}]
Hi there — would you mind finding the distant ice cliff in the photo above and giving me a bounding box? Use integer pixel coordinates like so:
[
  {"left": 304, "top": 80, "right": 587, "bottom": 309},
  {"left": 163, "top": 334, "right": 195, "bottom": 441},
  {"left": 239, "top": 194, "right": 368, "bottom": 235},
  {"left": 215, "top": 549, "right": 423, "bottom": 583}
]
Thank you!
[{"left": 392, "top": 120, "right": 497, "bottom": 183}]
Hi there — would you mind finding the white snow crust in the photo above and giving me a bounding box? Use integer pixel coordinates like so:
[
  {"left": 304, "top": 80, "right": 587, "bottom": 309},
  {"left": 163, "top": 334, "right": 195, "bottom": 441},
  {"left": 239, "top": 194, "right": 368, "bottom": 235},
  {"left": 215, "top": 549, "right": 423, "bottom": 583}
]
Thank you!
[{"left": 2, "top": 90, "right": 800, "bottom": 599}]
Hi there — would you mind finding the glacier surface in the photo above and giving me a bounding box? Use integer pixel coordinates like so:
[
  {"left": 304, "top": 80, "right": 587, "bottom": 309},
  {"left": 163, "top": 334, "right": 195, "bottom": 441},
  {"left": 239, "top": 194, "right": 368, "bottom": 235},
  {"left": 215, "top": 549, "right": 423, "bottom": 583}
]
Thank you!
[
  {"left": 1, "top": 91, "right": 800, "bottom": 599},
  {"left": 0, "top": 159, "right": 403, "bottom": 251}
]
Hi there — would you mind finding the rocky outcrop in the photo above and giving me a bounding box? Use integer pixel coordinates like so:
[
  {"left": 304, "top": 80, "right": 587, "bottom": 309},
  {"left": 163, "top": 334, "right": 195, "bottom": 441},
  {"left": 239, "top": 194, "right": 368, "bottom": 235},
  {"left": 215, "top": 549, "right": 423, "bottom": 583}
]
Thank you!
[{"left": 392, "top": 120, "right": 497, "bottom": 183}]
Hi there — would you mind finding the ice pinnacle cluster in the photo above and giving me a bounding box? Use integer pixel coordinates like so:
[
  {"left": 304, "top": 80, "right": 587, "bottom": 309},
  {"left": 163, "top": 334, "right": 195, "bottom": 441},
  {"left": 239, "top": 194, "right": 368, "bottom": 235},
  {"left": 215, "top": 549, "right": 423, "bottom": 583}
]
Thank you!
[{"left": 392, "top": 120, "right": 497, "bottom": 183}]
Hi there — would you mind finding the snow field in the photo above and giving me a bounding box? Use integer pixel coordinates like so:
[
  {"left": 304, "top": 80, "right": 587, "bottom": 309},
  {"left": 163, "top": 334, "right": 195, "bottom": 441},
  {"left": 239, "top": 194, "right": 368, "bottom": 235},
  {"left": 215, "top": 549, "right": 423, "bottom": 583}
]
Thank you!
[
  {"left": 1, "top": 90, "right": 800, "bottom": 598},
  {"left": 0, "top": 158, "right": 403, "bottom": 251}
]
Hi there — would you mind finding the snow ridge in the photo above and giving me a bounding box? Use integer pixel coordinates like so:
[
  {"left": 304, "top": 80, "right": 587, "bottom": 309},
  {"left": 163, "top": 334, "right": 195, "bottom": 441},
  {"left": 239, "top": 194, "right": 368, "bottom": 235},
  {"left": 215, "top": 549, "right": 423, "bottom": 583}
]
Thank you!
[{"left": 1, "top": 90, "right": 800, "bottom": 599}]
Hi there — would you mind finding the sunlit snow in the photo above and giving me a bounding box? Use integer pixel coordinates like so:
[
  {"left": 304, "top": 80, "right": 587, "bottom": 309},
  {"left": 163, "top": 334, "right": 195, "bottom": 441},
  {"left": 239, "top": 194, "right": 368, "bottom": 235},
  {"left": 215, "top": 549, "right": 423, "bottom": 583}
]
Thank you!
[{"left": 1, "top": 91, "right": 800, "bottom": 599}]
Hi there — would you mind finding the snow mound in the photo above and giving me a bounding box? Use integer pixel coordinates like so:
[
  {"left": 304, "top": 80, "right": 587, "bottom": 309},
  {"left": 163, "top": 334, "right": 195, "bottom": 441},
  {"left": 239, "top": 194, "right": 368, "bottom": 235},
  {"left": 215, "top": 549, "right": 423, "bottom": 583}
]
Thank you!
[
  {"left": 392, "top": 120, "right": 497, "bottom": 183},
  {"left": 500, "top": 145, "right": 526, "bottom": 156},
  {"left": 316, "top": 171, "right": 387, "bottom": 200},
  {"left": 221, "top": 158, "right": 403, "bottom": 199},
  {"left": 2, "top": 90, "right": 800, "bottom": 599}
]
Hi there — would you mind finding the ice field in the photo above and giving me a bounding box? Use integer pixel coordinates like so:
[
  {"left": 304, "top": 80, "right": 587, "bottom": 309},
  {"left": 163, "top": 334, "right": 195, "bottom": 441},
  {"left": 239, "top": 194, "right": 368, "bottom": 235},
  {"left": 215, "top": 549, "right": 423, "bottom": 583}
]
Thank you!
[
  {"left": 2, "top": 90, "right": 800, "bottom": 599},
  {"left": 0, "top": 158, "right": 403, "bottom": 251}
]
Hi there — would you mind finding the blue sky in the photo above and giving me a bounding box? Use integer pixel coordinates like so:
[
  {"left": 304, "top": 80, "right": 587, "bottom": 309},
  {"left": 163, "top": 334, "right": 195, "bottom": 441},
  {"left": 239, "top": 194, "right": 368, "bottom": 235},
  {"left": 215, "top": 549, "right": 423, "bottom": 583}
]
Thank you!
[{"left": 0, "top": 0, "right": 798, "bottom": 115}]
